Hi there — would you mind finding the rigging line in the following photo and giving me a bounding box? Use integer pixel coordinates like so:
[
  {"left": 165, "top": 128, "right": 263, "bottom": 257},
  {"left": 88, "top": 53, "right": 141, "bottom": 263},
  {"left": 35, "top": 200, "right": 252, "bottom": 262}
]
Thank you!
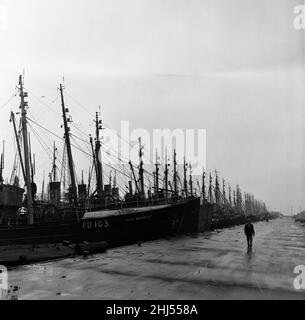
[
  {"left": 28, "top": 117, "right": 164, "bottom": 190},
  {"left": 63, "top": 139, "right": 80, "bottom": 184},
  {"left": 70, "top": 136, "right": 93, "bottom": 164},
  {"left": 23, "top": 87, "right": 62, "bottom": 121},
  {"left": 101, "top": 122, "right": 166, "bottom": 168},
  {"left": 28, "top": 93, "right": 60, "bottom": 123},
  {"left": 64, "top": 89, "right": 157, "bottom": 166},
  {"left": 103, "top": 126, "right": 156, "bottom": 166},
  {"left": 28, "top": 118, "right": 94, "bottom": 167},
  {"left": 103, "top": 153, "right": 155, "bottom": 192},
  {"left": 27, "top": 117, "right": 64, "bottom": 142},
  {"left": 28, "top": 123, "right": 53, "bottom": 163},
  {"left": 60, "top": 143, "right": 70, "bottom": 187},
  {"left": 28, "top": 110, "right": 56, "bottom": 148},
  {"left": 27, "top": 119, "right": 66, "bottom": 167},
  {"left": 71, "top": 137, "right": 92, "bottom": 158},
  {"left": 9, "top": 150, "right": 19, "bottom": 185},
  {"left": 70, "top": 133, "right": 93, "bottom": 155},
  {"left": 29, "top": 117, "right": 94, "bottom": 161},
  {"left": 54, "top": 89, "right": 165, "bottom": 171},
  {"left": 98, "top": 138, "right": 162, "bottom": 177},
  {"left": 71, "top": 121, "right": 94, "bottom": 138},
  {"left": 0, "top": 92, "right": 18, "bottom": 111},
  {"left": 69, "top": 130, "right": 127, "bottom": 162},
  {"left": 87, "top": 162, "right": 95, "bottom": 194},
  {"left": 67, "top": 93, "right": 185, "bottom": 180},
  {"left": 71, "top": 129, "right": 146, "bottom": 174},
  {"left": 64, "top": 90, "right": 93, "bottom": 117},
  {"left": 29, "top": 123, "right": 67, "bottom": 185}
]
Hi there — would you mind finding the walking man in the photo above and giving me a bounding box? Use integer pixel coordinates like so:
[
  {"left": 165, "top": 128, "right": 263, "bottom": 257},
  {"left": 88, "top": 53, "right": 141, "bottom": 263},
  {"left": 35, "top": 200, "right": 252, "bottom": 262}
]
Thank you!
[{"left": 244, "top": 220, "right": 255, "bottom": 250}]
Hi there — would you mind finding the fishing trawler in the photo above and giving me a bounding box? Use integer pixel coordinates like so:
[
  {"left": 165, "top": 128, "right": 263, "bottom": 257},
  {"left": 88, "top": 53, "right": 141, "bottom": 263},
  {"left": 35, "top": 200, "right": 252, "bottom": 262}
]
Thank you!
[
  {"left": 0, "top": 75, "right": 201, "bottom": 250},
  {"left": 200, "top": 171, "right": 269, "bottom": 230},
  {"left": 295, "top": 211, "right": 305, "bottom": 223},
  {"left": 81, "top": 151, "right": 201, "bottom": 246},
  {"left": 0, "top": 143, "right": 24, "bottom": 218}
]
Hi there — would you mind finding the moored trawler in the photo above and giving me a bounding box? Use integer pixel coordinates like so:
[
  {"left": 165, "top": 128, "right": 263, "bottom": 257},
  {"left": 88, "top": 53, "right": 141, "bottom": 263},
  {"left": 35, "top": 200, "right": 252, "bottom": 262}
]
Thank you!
[
  {"left": 0, "top": 75, "right": 272, "bottom": 255},
  {"left": 199, "top": 171, "right": 270, "bottom": 230},
  {"left": 0, "top": 140, "right": 25, "bottom": 217},
  {"left": 0, "top": 75, "right": 203, "bottom": 249},
  {"left": 295, "top": 211, "right": 305, "bottom": 223},
  {"left": 82, "top": 197, "right": 200, "bottom": 246},
  {"left": 0, "top": 184, "right": 24, "bottom": 210}
]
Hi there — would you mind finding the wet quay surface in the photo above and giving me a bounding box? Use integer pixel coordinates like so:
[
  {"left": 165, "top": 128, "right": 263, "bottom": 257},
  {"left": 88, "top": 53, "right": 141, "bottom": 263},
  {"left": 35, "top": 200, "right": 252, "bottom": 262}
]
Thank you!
[{"left": 5, "top": 217, "right": 305, "bottom": 300}]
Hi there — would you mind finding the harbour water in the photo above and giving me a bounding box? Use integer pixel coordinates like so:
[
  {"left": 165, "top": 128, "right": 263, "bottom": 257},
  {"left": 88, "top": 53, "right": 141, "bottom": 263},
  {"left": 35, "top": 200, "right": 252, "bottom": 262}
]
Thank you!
[{"left": 5, "top": 217, "right": 305, "bottom": 300}]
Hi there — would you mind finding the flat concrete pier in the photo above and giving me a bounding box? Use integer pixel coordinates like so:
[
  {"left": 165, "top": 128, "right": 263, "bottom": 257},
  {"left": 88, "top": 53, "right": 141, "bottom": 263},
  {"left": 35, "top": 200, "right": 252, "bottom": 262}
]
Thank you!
[{"left": 5, "top": 217, "right": 305, "bottom": 300}]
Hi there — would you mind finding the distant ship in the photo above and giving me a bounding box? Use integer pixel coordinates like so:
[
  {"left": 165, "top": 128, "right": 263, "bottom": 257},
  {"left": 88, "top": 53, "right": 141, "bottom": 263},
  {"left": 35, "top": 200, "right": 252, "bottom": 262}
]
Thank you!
[
  {"left": 199, "top": 171, "right": 270, "bottom": 229},
  {"left": 295, "top": 212, "right": 305, "bottom": 223}
]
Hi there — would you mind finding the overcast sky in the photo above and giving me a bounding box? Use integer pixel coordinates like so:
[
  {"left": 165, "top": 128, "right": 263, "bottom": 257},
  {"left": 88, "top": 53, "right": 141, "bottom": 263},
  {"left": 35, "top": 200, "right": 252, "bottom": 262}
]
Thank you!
[{"left": 0, "top": 0, "right": 304, "bottom": 214}]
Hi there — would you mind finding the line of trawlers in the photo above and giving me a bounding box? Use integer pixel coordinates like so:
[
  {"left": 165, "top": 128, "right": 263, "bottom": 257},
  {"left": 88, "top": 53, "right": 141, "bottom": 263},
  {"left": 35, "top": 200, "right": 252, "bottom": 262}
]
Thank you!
[
  {"left": 0, "top": 76, "right": 274, "bottom": 250},
  {"left": 294, "top": 211, "right": 305, "bottom": 223}
]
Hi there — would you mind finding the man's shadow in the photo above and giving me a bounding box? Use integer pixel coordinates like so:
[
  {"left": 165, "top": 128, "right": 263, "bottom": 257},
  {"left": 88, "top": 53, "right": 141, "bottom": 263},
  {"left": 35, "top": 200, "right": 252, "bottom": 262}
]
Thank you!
[{"left": 246, "top": 245, "right": 254, "bottom": 262}]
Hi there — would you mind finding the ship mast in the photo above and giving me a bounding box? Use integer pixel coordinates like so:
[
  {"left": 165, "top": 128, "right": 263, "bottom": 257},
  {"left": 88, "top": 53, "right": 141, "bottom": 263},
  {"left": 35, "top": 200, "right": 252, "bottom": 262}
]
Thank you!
[
  {"left": 189, "top": 163, "right": 193, "bottom": 197},
  {"left": 52, "top": 142, "right": 58, "bottom": 182},
  {"left": 129, "top": 161, "right": 140, "bottom": 194},
  {"left": 0, "top": 141, "right": 4, "bottom": 184},
  {"left": 183, "top": 157, "right": 188, "bottom": 198},
  {"left": 222, "top": 179, "right": 226, "bottom": 206},
  {"left": 19, "top": 75, "right": 34, "bottom": 225},
  {"left": 209, "top": 173, "right": 213, "bottom": 203},
  {"left": 88, "top": 166, "right": 92, "bottom": 196},
  {"left": 10, "top": 112, "right": 26, "bottom": 181},
  {"left": 95, "top": 111, "right": 104, "bottom": 197},
  {"left": 164, "top": 148, "right": 169, "bottom": 201},
  {"left": 89, "top": 134, "right": 97, "bottom": 191},
  {"left": 155, "top": 150, "right": 159, "bottom": 194},
  {"left": 214, "top": 170, "right": 220, "bottom": 207},
  {"left": 173, "top": 150, "right": 178, "bottom": 198},
  {"left": 59, "top": 84, "right": 77, "bottom": 206},
  {"left": 138, "top": 138, "right": 145, "bottom": 199},
  {"left": 41, "top": 171, "right": 45, "bottom": 201},
  {"left": 228, "top": 184, "right": 232, "bottom": 206},
  {"left": 202, "top": 169, "right": 206, "bottom": 203}
]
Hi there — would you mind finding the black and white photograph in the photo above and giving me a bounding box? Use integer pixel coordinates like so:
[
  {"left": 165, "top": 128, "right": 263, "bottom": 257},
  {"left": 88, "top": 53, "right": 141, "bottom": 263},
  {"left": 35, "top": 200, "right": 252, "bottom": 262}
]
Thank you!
[{"left": 0, "top": 0, "right": 304, "bottom": 305}]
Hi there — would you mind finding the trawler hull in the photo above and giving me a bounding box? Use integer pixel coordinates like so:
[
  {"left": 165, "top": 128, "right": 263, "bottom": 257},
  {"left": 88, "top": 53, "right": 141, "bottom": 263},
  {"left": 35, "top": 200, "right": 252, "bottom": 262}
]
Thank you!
[
  {"left": 0, "top": 185, "right": 24, "bottom": 209},
  {"left": 209, "top": 209, "right": 270, "bottom": 229},
  {"left": 0, "top": 222, "right": 81, "bottom": 246},
  {"left": 82, "top": 198, "right": 200, "bottom": 246},
  {"left": 0, "top": 198, "right": 200, "bottom": 247}
]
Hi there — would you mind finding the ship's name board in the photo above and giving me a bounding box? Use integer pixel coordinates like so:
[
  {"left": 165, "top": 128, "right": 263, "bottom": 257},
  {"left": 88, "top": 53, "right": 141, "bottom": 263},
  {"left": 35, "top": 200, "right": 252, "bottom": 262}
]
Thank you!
[
  {"left": 82, "top": 220, "right": 110, "bottom": 229},
  {"left": 125, "top": 215, "right": 152, "bottom": 223}
]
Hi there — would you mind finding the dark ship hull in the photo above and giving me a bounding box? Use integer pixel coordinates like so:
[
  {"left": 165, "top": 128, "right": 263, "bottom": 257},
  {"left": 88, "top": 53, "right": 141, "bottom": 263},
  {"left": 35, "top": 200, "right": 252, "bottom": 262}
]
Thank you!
[
  {"left": 0, "top": 221, "right": 81, "bottom": 246},
  {"left": 0, "top": 184, "right": 24, "bottom": 214},
  {"left": 210, "top": 214, "right": 264, "bottom": 230},
  {"left": 295, "top": 212, "right": 305, "bottom": 223},
  {"left": 82, "top": 197, "right": 200, "bottom": 247},
  {"left": 0, "top": 198, "right": 200, "bottom": 247},
  {"left": 207, "top": 205, "right": 270, "bottom": 230}
]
